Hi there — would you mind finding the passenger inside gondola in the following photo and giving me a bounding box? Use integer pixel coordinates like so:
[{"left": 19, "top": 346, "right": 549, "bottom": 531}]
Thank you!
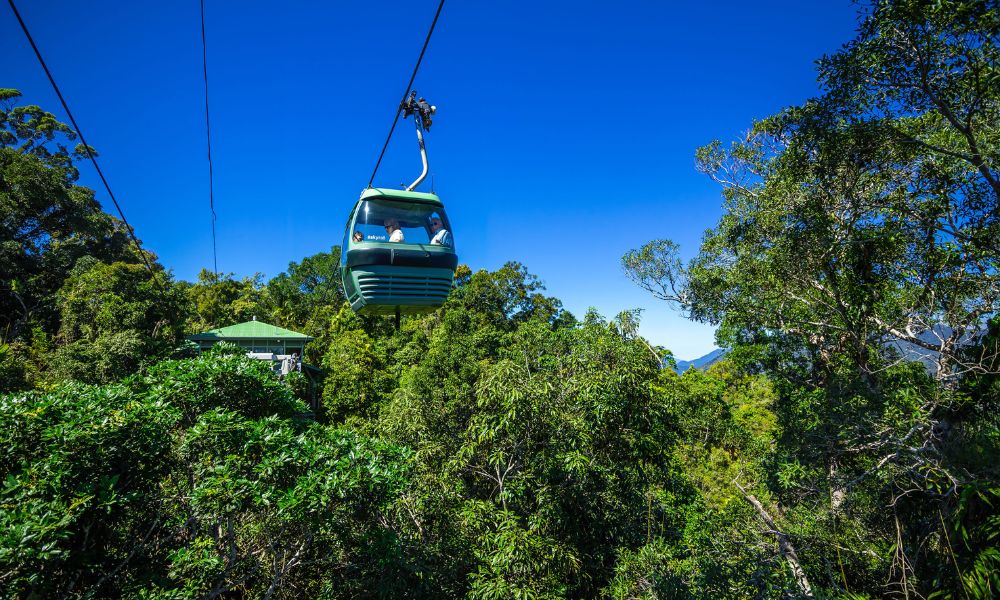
[
  {"left": 384, "top": 218, "right": 404, "bottom": 242},
  {"left": 429, "top": 216, "right": 451, "bottom": 247}
]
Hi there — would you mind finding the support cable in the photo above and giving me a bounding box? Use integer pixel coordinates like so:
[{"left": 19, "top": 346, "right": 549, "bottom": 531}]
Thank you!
[
  {"left": 7, "top": 0, "right": 160, "bottom": 281},
  {"left": 366, "top": 0, "right": 445, "bottom": 188},
  {"left": 200, "top": 0, "right": 218, "bottom": 275}
]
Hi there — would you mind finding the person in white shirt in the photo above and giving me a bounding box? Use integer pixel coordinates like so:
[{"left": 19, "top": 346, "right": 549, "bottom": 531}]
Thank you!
[
  {"left": 429, "top": 216, "right": 451, "bottom": 247},
  {"left": 385, "top": 218, "right": 404, "bottom": 242}
]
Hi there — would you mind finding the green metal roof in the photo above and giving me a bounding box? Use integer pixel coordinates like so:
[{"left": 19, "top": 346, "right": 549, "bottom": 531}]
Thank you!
[
  {"left": 360, "top": 187, "right": 443, "bottom": 206},
  {"left": 189, "top": 320, "right": 313, "bottom": 341}
]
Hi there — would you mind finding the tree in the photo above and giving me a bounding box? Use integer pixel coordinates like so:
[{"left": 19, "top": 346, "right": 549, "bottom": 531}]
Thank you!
[
  {"left": 0, "top": 343, "right": 27, "bottom": 393},
  {"left": 0, "top": 381, "right": 179, "bottom": 598},
  {"left": 623, "top": 1, "right": 1000, "bottom": 596},
  {"left": 375, "top": 284, "right": 693, "bottom": 596},
  {"left": 0, "top": 349, "right": 411, "bottom": 598},
  {"left": 1, "top": 90, "right": 144, "bottom": 343},
  {"left": 46, "top": 258, "right": 187, "bottom": 384},
  {"left": 319, "top": 305, "right": 396, "bottom": 424},
  {"left": 1, "top": 89, "right": 170, "bottom": 390},
  {"left": 183, "top": 269, "right": 273, "bottom": 332},
  {"left": 266, "top": 247, "right": 344, "bottom": 335},
  {"left": 450, "top": 261, "right": 568, "bottom": 331},
  {"left": 625, "top": 0, "right": 1000, "bottom": 382}
]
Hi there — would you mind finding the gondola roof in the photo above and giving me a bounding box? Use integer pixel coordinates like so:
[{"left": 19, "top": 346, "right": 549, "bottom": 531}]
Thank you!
[{"left": 360, "top": 187, "right": 443, "bottom": 206}]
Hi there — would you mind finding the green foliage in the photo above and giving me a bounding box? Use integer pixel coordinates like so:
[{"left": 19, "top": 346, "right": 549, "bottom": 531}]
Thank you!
[
  {"left": 182, "top": 269, "right": 273, "bottom": 332},
  {"left": 284, "top": 369, "right": 311, "bottom": 402},
  {"left": 320, "top": 305, "right": 396, "bottom": 424},
  {"left": 941, "top": 483, "right": 1000, "bottom": 598},
  {"left": 0, "top": 382, "right": 178, "bottom": 597},
  {"left": 0, "top": 343, "right": 26, "bottom": 393},
  {"left": 372, "top": 278, "right": 696, "bottom": 596},
  {"left": 621, "top": 239, "right": 687, "bottom": 305},
  {"left": 451, "top": 261, "right": 568, "bottom": 330},
  {"left": 462, "top": 501, "right": 580, "bottom": 599},
  {"left": 266, "top": 247, "right": 344, "bottom": 339},
  {"left": 158, "top": 411, "right": 409, "bottom": 598},
  {"left": 621, "top": 2, "right": 1000, "bottom": 597},
  {"left": 627, "top": 0, "right": 1000, "bottom": 385},
  {"left": 0, "top": 349, "right": 409, "bottom": 598},
  {"left": 4, "top": 239, "right": 994, "bottom": 598},
  {"left": 143, "top": 351, "right": 306, "bottom": 426},
  {"left": 1, "top": 88, "right": 83, "bottom": 168},
  {"left": 605, "top": 539, "right": 689, "bottom": 599},
  {"left": 1, "top": 90, "right": 168, "bottom": 387},
  {"left": 45, "top": 259, "right": 187, "bottom": 384}
]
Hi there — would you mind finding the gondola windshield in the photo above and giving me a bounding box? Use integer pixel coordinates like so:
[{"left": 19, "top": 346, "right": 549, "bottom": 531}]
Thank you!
[{"left": 351, "top": 199, "right": 454, "bottom": 247}]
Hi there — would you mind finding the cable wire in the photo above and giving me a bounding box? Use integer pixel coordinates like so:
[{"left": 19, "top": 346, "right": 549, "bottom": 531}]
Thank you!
[
  {"left": 7, "top": 0, "right": 160, "bottom": 281},
  {"left": 200, "top": 0, "right": 218, "bottom": 275},
  {"left": 367, "top": 0, "right": 445, "bottom": 188}
]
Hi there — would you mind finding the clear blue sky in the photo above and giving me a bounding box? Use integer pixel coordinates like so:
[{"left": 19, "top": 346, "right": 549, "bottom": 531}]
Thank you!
[{"left": 3, "top": 0, "right": 861, "bottom": 359}]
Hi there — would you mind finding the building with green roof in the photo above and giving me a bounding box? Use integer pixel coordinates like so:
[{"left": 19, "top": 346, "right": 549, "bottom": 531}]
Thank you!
[{"left": 188, "top": 318, "right": 313, "bottom": 355}]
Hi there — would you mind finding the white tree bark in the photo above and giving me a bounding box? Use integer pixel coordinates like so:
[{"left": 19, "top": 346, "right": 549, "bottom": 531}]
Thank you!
[{"left": 733, "top": 480, "right": 814, "bottom": 598}]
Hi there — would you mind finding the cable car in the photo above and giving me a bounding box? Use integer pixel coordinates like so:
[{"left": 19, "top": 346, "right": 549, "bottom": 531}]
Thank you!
[
  {"left": 342, "top": 92, "right": 457, "bottom": 318},
  {"left": 341, "top": 187, "right": 457, "bottom": 316}
]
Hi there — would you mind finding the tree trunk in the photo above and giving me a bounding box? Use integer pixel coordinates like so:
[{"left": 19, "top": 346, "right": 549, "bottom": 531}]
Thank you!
[{"left": 733, "top": 480, "right": 814, "bottom": 598}]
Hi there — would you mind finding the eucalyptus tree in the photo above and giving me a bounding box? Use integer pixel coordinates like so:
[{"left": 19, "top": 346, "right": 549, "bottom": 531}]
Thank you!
[
  {"left": 623, "top": 1, "right": 1000, "bottom": 596},
  {"left": 625, "top": 0, "right": 1000, "bottom": 382}
]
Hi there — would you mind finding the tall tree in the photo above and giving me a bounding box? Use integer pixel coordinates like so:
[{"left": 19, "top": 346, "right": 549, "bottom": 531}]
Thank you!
[
  {"left": 47, "top": 258, "right": 187, "bottom": 384},
  {"left": 624, "top": 1, "right": 1000, "bottom": 596},
  {"left": 183, "top": 269, "right": 273, "bottom": 332},
  {"left": 0, "top": 90, "right": 143, "bottom": 341},
  {"left": 625, "top": 0, "right": 1000, "bottom": 381},
  {"left": 266, "top": 246, "right": 344, "bottom": 336}
]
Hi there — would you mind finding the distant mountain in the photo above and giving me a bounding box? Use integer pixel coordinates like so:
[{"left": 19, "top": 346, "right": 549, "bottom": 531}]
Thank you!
[
  {"left": 884, "top": 324, "right": 986, "bottom": 375},
  {"left": 667, "top": 324, "right": 984, "bottom": 375},
  {"left": 671, "top": 348, "right": 729, "bottom": 373}
]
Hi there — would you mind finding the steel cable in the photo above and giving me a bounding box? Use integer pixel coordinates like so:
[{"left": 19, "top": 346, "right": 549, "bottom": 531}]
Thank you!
[
  {"left": 200, "top": 0, "right": 219, "bottom": 275},
  {"left": 7, "top": 0, "right": 161, "bottom": 283},
  {"left": 367, "top": 0, "right": 445, "bottom": 188}
]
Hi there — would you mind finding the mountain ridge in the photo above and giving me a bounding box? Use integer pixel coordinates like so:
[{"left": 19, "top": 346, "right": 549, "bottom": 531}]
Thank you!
[{"left": 671, "top": 348, "right": 728, "bottom": 373}]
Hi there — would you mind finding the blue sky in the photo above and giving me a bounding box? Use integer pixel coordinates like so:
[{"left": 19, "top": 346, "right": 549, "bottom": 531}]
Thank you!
[{"left": 3, "top": 0, "right": 861, "bottom": 359}]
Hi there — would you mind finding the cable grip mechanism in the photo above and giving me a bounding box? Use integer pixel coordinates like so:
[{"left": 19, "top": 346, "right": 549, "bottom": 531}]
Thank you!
[{"left": 402, "top": 91, "right": 436, "bottom": 191}]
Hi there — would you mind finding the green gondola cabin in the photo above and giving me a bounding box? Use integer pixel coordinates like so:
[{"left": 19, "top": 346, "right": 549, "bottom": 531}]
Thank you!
[{"left": 341, "top": 187, "right": 458, "bottom": 316}]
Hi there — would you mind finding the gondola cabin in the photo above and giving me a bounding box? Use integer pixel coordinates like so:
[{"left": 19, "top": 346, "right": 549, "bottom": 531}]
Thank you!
[{"left": 341, "top": 187, "right": 457, "bottom": 315}]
